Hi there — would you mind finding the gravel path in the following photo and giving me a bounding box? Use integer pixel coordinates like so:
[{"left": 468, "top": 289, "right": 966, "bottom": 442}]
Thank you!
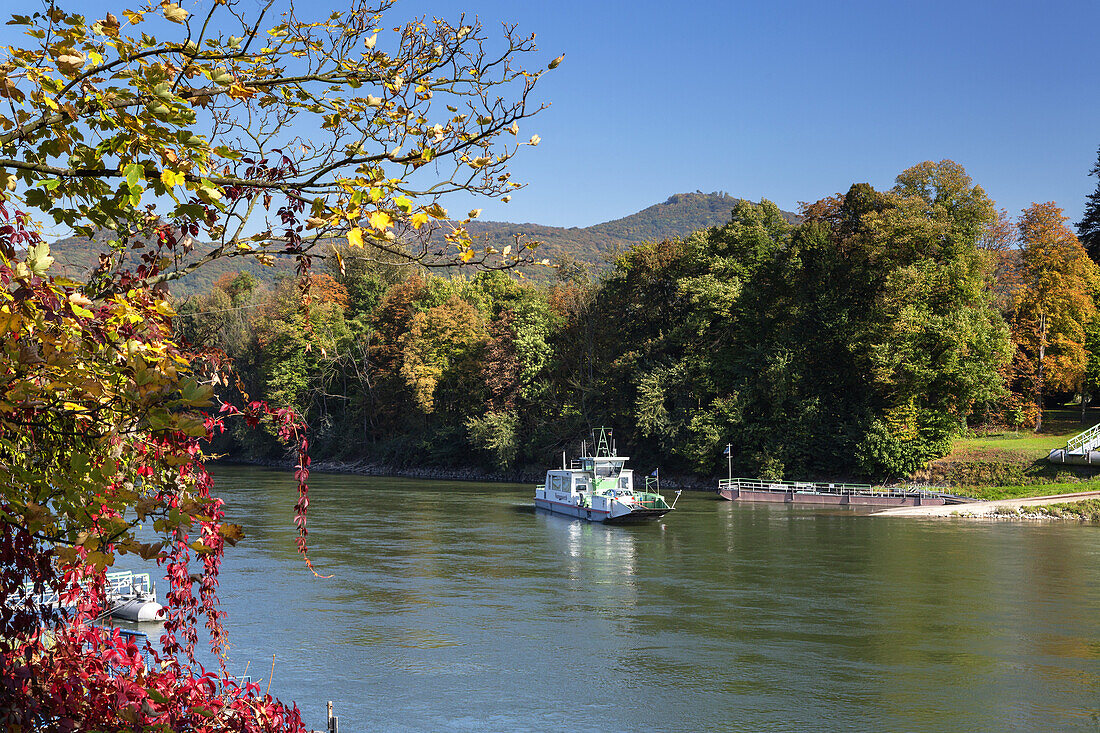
[{"left": 872, "top": 490, "right": 1100, "bottom": 518}]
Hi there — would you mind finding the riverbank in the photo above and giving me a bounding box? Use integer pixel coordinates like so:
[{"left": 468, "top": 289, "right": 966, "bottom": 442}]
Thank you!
[
  {"left": 214, "top": 456, "right": 721, "bottom": 491},
  {"left": 919, "top": 409, "right": 1100, "bottom": 490},
  {"left": 873, "top": 491, "right": 1100, "bottom": 519}
]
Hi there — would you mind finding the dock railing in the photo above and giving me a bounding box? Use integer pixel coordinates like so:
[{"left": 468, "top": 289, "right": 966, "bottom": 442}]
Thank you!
[
  {"left": 19, "top": 570, "right": 156, "bottom": 611},
  {"left": 1065, "top": 422, "right": 1100, "bottom": 455},
  {"left": 718, "top": 477, "right": 958, "bottom": 501},
  {"left": 106, "top": 571, "right": 155, "bottom": 600}
]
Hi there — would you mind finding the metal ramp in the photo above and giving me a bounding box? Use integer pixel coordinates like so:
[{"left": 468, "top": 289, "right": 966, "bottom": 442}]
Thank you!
[{"left": 1048, "top": 422, "right": 1100, "bottom": 464}]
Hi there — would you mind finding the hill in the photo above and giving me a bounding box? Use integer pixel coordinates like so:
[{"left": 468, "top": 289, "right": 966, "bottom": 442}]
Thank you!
[
  {"left": 468, "top": 191, "right": 800, "bottom": 267},
  {"left": 46, "top": 230, "right": 299, "bottom": 297},
  {"left": 46, "top": 192, "right": 798, "bottom": 295}
]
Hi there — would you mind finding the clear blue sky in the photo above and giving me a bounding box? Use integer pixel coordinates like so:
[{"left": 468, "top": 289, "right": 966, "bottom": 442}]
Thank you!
[
  {"left": 413, "top": 0, "right": 1100, "bottom": 227},
  {"left": 7, "top": 0, "right": 1100, "bottom": 228}
]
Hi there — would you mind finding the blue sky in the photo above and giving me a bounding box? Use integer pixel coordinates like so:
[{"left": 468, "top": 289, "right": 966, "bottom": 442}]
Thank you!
[
  {"left": 403, "top": 0, "right": 1099, "bottom": 228},
  {"left": 6, "top": 0, "right": 1099, "bottom": 228}
]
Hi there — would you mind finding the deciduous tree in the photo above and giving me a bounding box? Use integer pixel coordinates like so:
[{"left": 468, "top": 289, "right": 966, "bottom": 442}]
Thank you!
[
  {"left": 0, "top": 0, "right": 552, "bottom": 728},
  {"left": 0, "top": 0, "right": 553, "bottom": 286},
  {"left": 1015, "top": 201, "right": 1100, "bottom": 429}
]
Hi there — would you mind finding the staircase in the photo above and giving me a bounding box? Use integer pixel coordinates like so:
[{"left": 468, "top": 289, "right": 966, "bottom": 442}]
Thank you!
[{"left": 1048, "top": 422, "right": 1100, "bottom": 464}]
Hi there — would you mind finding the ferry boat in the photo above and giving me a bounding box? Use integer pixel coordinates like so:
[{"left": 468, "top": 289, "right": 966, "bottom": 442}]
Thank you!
[{"left": 534, "top": 428, "right": 677, "bottom": 523}]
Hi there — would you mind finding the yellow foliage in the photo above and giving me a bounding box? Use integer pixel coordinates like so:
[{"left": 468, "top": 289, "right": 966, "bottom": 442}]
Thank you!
[{"left": 368, "top": 210, "right": 393, "bottom": 232}]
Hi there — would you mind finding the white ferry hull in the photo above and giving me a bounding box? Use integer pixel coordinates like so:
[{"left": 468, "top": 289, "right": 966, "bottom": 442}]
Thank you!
[
  {"left": 534, "top": 496, "right": 612, "bottom": 522},
  {"left": 534, "top": 494, "right": 671, "bottom": 523},
  {"left": 111, "top": 598, "right": 165, "bottom": 623}
]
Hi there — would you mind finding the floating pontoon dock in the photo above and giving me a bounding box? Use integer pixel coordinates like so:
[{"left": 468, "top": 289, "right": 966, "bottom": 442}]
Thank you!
[
  {"left": 20, "top": 570, "right": 163, "bottom": 622},
  {"left": 1048, "top": 422, "right": 1100, "bottom": 465},
  {"left": 718, "top": 478, "right": 970, "bottom": 507}
]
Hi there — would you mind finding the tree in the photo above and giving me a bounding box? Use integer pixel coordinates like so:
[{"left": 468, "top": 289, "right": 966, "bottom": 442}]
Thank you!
[
  {"left": 399, "top": 295, "right": 487, "bottom": 414},
  {"left": 0, "top": 0, "right": 554, "bottom": 286},
  {"left": 0, "top": 195, "right": 313, "bottom": 730},
  {"left": 792, "top": 162, "right": 1011, "bottom": 475},
  {"left": 0, "top": 0, "right": 551, "bottom": 728},
  {"left": 1077, "top": 145, "right": 1100, "bottom": 264},
  {"left": 1015, "top": 201, "right": 1100, "bottom": 429},
  {"left": 978, "top": 208, "right": 1022, "bottom": 315}
]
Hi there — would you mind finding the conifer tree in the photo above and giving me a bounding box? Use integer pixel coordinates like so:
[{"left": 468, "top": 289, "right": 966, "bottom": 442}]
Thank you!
[{"left": 1077, "top": 145, "right": 1100, "bottom": 264}]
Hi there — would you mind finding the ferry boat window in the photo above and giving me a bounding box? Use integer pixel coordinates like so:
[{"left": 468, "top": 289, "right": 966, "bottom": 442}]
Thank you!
[{"left": 594, "top": 460, "right": 624, "bottom": 478}]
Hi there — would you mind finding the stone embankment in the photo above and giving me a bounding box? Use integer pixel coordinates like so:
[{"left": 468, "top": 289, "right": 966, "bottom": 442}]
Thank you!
[{"left": 873, "top": 490, "right": 1100, "bottom": 519}]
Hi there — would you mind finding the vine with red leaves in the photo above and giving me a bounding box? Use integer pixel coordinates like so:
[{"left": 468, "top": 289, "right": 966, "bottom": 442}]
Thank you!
[{"left": 0, "top": 195, "right": 317, "bottom": 731}]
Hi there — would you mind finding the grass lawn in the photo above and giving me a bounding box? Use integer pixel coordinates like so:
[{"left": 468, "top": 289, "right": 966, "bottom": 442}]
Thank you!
[
  {"left": 925, "top": 408, "right": 1100, "bottom": 497},
  {"left": 950, "top": 408, "right": 1100, "bottom": 462}
]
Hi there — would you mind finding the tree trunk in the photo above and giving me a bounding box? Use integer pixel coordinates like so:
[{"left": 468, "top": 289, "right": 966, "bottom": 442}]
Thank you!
[{"left": 1036, "top": 312, "right": 1046, "bottom": 432}]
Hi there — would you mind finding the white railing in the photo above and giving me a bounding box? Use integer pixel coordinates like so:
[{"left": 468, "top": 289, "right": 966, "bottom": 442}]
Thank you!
[
  {"left": 106, "top": 571, "right": 155, "bottom": 599},
  {"left": 1065, "top": 422, "right": 1100, "bottom": 454},
  {"left": 718, "top": 477, "right": 948, "bottom": 499},
  {"left": 18, "top": 571, "right": 155, "bottom": 610}
]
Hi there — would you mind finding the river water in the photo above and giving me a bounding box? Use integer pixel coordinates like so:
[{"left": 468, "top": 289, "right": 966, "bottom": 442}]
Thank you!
[{"left": 189, "top": 466, "right": 1100, "bottom": 732}]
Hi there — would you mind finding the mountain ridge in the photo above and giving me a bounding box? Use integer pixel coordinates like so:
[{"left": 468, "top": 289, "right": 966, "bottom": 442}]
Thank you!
[{"left": 46, "top": 192, "right": 799, "bottom": 294}]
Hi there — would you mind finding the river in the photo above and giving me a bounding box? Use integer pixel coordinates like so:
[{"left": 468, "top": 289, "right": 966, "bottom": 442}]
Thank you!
[{"left": 182, "top": 466, "right": 1100, "bottom": 732}]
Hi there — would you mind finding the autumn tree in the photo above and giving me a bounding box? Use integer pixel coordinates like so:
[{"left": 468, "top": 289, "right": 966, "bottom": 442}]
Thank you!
[
  {"left": 978, "top": 208, "right": 1022, "bottom": 314},
  {"left": 0, "top": 0, "right": 552, "bottom": 728},
  {"left": 400, "top": 295, "right": 488, "bottom": 415},
  {"left": 0, "top": 0, "right": 555, "bottom": 285},
  {"left": 1015, "top": 201, "right": 1100, "bottom": 429}
]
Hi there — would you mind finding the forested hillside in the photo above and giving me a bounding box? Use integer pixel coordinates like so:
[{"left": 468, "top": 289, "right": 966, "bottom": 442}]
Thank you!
[
  {"left": 466, "top": 191, "right": 799, "bottom": 266},
  {"left": 46, "top": 192, "right": 794, "bottom": 295},
  {"left": 175, "top": 161, "right": 1094, "bottom": 482},
  {"left": 47, "top": 230, "right": 300, "bottom": 296}
]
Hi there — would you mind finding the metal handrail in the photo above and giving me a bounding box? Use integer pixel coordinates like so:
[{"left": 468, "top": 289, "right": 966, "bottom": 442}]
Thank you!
[
  {"left": 1065, "top": 422, "right": 1100, "bottom": 453},
  {"left": 19, "top": 571, "right": 155, "bottom": 610},
  {"left": 718, "top": 477, "right": 949, "bottom": 499}
]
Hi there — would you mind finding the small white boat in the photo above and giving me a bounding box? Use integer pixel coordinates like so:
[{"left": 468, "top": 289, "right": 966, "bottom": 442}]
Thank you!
[
  {"left": 105, "top": 571, "right": 164, "bottom": 623},
  {"left": 534, "top": 428, "right": 677, "bottom": 523}
]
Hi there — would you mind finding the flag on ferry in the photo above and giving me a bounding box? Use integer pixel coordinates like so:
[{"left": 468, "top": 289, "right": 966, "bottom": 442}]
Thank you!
[
  {"left": 649, "top": 469, "right": 658, "bottom": 477},
  {"left": 723, "top": 445, "right": 732, "bottom": 457}
]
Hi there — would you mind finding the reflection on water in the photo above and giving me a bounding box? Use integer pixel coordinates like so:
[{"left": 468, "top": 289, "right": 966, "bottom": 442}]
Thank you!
[{"left": 201, "top": 466, "right": 1100, "bottom": 732}]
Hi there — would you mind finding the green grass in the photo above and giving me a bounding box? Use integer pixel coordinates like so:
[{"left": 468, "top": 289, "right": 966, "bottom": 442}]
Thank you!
[
  {"left": 952, "top": 408, "right": 1100, "bottom": 461},
  {"left": 962, "top": 481, "right": 1100, "bottom": 502}
]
